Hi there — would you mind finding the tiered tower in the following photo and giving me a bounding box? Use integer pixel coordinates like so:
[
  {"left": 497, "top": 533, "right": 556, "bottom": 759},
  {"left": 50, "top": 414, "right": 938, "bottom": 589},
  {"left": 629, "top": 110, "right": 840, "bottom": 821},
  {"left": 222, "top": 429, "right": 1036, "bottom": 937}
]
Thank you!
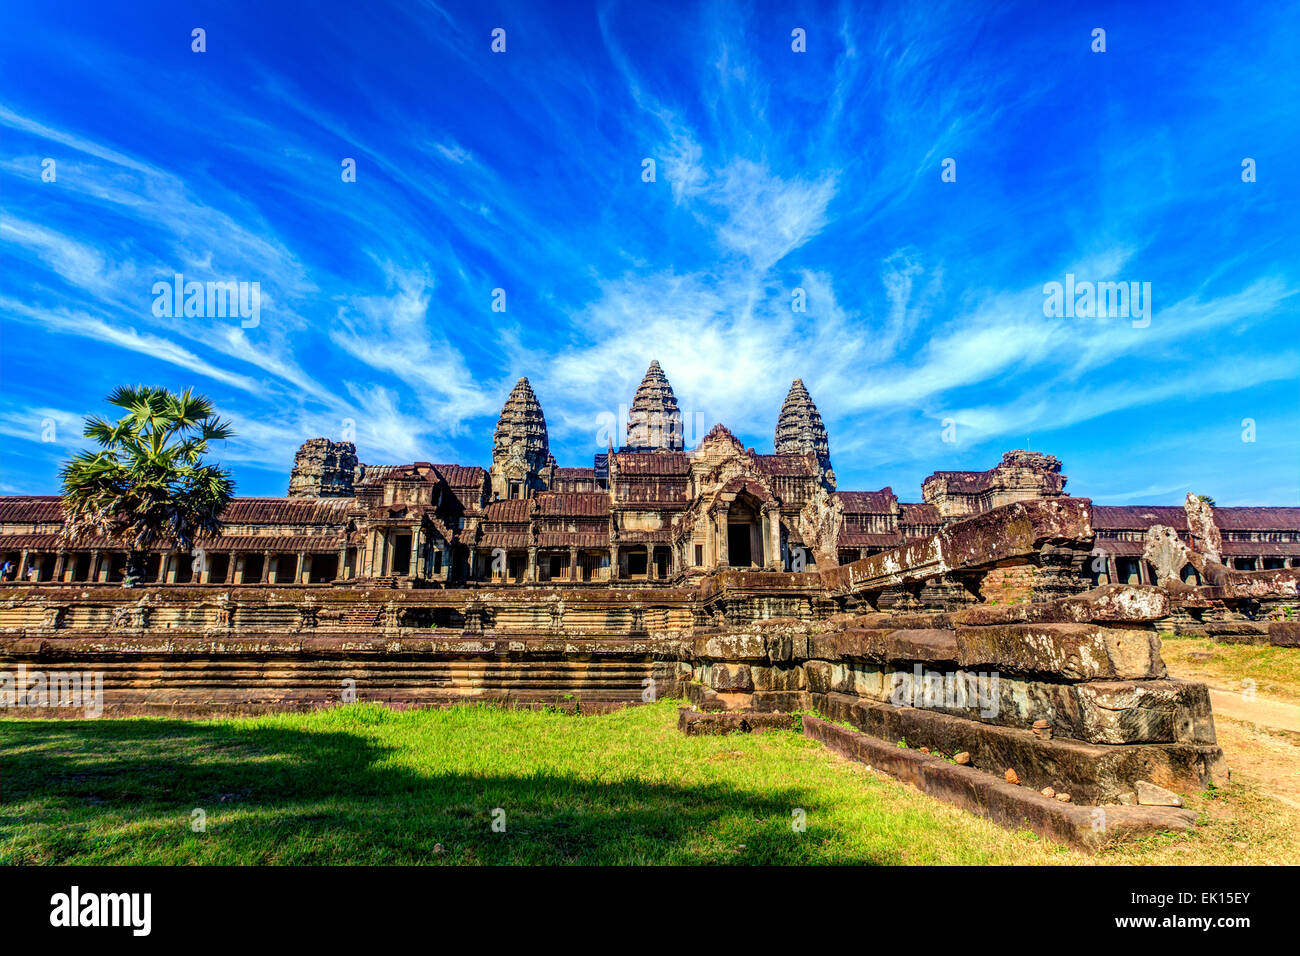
[
  {"left": 775, "top": 379, "right": 832, "bottom": 474},
  {"left": 287, "top": 438, "right": 359, "bottom": 497},
  {"left": 490, "top": 377, "right": 551, "bottom": 499},
  {"left": 623, "top": 359, "right": 684, "bottom": 452}
]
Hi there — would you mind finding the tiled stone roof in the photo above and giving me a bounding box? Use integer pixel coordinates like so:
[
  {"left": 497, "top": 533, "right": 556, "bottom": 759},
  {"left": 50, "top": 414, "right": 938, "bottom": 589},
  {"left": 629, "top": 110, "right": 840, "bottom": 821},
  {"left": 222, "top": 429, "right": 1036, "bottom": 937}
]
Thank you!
[
  {"left": 836, "top": 489, "right": 898, "bottom": 512},
  {"left": 610, "top": 451, "right": 692, "bottom": 475}
]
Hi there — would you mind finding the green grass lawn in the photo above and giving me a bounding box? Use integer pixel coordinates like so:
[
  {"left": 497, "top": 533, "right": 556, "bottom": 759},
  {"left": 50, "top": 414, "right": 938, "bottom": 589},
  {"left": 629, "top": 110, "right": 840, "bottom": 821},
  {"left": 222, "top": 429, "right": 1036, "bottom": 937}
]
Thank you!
[{"left": 0, "top": 699, "right": 1291, "bottom": 865}]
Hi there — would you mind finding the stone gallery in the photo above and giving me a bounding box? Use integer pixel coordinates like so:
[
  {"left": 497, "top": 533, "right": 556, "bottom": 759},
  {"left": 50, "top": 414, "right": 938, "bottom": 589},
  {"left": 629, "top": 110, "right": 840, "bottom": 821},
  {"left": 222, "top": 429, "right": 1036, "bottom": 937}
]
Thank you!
[
  {"left": 2, "top": 362, "right": 1298, "bottom": 847},
  {"left": 4, "top": 361, "right": 1296, "bottom": 589}
]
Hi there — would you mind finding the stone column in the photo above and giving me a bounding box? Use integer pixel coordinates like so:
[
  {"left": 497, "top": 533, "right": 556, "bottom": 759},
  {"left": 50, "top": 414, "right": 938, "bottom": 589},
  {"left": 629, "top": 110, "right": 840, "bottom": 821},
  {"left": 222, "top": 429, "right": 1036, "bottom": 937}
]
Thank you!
[
  {"left": 716, "top": 507, "right": 730, "bottom": 569},
  {"left": 295, "top": 551, "right": 307, "bottom": 585},
  {"left": 225, "top": 554, "right": 237, "bottom": 584},
  {"left": 526, "top": 546, "right": 538, "bottom": 583},
  {"left": 337, "top": 546, "right": 348, "bottom": 581},
  {"left": 17, "top": 550, "right": 30, "bottom": 582},
  {"left": 609, "top": 546, "right": 618, "bottom": 581},
  {"left": 53, "top": 552, "right": 67, "bottom": 582},
  {"left": 647, "top": 546, "right": 656, "bottom": 580},
  {"left": 568, "top": 547, "right": 577, "bottom": 581},
  {"left": 411, "top": 528, "right": 422, "bottom": 579},
  {"left": 1031, "top": 543, "right": 1092, "bottom": 603},
  {"left": 260, "top": 550, "right": 271, "bottom": 584},
  {"left": 89, "top": 549, "right": 101, "bottom": 584},
  {"left": 157, "top": 554, "right": 170, "bottom": 583}
]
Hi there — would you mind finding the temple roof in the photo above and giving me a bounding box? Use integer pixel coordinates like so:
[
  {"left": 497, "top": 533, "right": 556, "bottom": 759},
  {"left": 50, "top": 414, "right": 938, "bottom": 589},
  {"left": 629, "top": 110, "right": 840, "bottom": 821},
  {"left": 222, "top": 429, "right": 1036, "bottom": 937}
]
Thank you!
[
  {"left": 836, "top": 489, "right": 898, "bottom": 513},
  {"left": 609, "top": 451, "right": 692, "bottom": 475}
]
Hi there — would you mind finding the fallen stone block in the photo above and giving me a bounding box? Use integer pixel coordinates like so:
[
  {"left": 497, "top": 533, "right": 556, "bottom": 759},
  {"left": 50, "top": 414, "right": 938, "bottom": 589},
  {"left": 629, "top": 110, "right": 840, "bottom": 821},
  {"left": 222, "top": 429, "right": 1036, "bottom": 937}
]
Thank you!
[
  {"left": 677, "top": 708, "right": 796, "bottom": 736},
  {"left": 954, "top": 623, "right": 1165, "bottom": 680},
  {"left": 1269, "top": 622, "right": 1300, "bottom": 648},
  {"left": 802, "top": 715, "right": 1198, "bottom": 851},
  {"left": 811, "top": 691, "right": 1224, "bottom": 803},
  {"left": 951, "top": 585, "right": 1169, "bottom": 626},
  {"left": 1135, "top": 779, "right": 1183, "bottom": 807},
  {"left": 813, "top": 627, "right": 958, "bottom": 665}
]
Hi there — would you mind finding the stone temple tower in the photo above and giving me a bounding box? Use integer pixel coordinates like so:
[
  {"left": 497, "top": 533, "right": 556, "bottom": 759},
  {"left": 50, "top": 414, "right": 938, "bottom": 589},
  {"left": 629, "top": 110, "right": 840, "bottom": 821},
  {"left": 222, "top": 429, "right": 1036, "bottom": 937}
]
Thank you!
[
  {"left": 623, "top": 359, "right": 685, "bottom": 452},
  {"left": 775, "top": 379, "right": 832, "bottom": 476},
  {"left": 288, "top": 438, "right": 359, "bottom": 497},
  {"left": 490, "top": 377, "right": 551, "bottom": 499}
]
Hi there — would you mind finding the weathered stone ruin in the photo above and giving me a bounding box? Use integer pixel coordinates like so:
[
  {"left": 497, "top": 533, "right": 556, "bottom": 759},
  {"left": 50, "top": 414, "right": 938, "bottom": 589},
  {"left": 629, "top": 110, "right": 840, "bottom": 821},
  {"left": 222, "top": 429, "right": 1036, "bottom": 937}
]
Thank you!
[{"left": 3, "top": 362, "right": 1298, "bottom": 848}]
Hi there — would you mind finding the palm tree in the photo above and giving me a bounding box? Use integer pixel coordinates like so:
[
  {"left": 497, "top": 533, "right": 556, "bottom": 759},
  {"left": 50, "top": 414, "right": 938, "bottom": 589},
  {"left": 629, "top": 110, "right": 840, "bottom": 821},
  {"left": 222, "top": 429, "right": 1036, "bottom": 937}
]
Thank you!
[{"left": 60, "top": 386, "right": 235, "bottom": 587}]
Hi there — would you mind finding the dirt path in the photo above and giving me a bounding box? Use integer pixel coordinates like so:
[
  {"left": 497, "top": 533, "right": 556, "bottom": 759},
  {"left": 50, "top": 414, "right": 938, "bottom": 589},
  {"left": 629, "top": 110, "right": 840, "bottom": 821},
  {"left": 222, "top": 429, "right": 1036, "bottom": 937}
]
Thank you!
[
  {"left": 1205, "top": 687, "right": 1300, "bottom": 733},
  {"left": 1165, "top": 658, "right": 1300, "bottom": 807},
  {"left": 1195, "top": 685, "right": 1300, "bottom": 809}
]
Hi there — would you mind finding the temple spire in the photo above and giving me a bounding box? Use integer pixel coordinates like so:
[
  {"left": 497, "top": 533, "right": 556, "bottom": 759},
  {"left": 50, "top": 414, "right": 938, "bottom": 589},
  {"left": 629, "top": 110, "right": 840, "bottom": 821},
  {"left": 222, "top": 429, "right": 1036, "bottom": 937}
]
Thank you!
[
  {"left": 623, "top": 359, "right": 684, "bottom": 451},
  {"left": 490, "top": 377, "right": 550, "bottom": 498},
  {"left": 775, "top": 378, "right": 831, "bottom": 472}
]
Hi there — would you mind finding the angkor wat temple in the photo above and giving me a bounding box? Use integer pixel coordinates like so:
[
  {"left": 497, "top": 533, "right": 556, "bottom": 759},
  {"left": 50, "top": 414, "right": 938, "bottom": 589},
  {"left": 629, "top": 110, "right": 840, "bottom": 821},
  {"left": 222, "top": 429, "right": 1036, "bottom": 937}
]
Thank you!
[
  {"left": 2, "top": 360, "right": 1296, "bottom": 589},
  {"left": 5, "top": 362, "right": 1300, "bottom": 848}
]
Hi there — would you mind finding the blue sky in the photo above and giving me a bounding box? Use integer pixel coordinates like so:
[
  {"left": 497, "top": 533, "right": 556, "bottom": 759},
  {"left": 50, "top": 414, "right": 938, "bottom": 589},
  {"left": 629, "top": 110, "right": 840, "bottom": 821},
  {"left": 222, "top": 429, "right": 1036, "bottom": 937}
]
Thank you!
[{"left": 1, "top": 0, "right": 1297, "bottom": 504}]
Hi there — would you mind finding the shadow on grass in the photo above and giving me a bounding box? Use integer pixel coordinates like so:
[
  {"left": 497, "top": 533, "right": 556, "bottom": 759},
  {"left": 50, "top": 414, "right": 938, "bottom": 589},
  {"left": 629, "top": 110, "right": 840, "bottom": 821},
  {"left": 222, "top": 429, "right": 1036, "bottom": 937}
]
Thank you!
[{"left": 0, "top": 715, "right": 890, "bottom": 864}]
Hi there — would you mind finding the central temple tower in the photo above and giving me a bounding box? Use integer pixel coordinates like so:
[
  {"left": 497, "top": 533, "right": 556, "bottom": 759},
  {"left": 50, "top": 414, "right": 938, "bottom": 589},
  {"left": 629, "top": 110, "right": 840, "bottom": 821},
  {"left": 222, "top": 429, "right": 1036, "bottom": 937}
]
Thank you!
[
  {"left": 622, "top": 359, "right": 685, "bottom": 452},
  {"left": 490, "top": 377, "right": 553, "bottom": 499}
]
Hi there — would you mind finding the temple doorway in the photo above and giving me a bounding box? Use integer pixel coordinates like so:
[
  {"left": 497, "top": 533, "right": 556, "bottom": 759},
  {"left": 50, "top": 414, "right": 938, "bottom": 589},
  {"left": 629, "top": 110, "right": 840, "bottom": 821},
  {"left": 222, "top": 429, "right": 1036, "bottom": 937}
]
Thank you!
[
  {"left": 728, "top": 522, "right": 751, "bottom": 567},
  {"left": 391, "top": 534, "right": 411, "bottom": 575},
  {"left": 727, "top": 494, "right": 764, "bottom": 568}
]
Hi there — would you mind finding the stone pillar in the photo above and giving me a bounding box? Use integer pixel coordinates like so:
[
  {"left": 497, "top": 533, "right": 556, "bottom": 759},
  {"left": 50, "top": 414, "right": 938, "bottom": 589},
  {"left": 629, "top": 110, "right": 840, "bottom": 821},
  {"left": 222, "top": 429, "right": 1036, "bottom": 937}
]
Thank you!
[
  {"left": 295, "top": 551, "right": 307, "bottom": 585},
  {"left": 609, "top": 546, "right": 618, "bottom": 581},
  {"left": 1031, "top": 543, "right": 1092, "bottom": 603},
  {"left": 53, "top": 552, "right": 67, "bottom": 582},
  {"left": 17, "top": 550, "right": 30, "bottom": 582},
  {"left": 919, "top": 573, "right": 981, "bottom": 611},
  {"left": 647, "top": 546, "right": 656, "bottom": 580},
  {"left": 337, "top": 546, "right": 348, "bottom": 581},
  {"left": 89, "top": 550, "right": 101, "bottom": 584},
  {"left": 260, "top": 551, "right": 271, "bottom": 584},
  {"left": 225, "top": 554, "right": 237, "bottom": 584},
  {"left": 157, "top": 554, "right": 170, "bottom": 583},
  {"left": 568, "top": 547, "right": 577, "bottom": 581},
  {"left": 411, "top": 528, "right": 422, "bottom": 579},
  {"left": 716, "top": 507, "right": 730, "bottom": 569},
  {"left": 526, "top": 546, "right": 538, "bottom": 583}
]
